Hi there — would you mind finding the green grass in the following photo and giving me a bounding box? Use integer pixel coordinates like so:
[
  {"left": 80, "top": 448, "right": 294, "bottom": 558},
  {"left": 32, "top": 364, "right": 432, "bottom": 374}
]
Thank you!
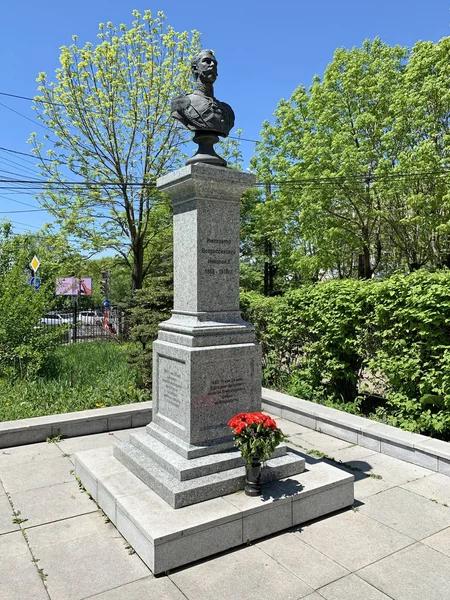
[{"left": 0, "top": 342, "right": 148, "bottom": 422}]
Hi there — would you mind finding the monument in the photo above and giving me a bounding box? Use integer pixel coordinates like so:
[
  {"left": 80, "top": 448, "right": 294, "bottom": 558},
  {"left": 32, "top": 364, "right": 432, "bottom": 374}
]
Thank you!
[
  {"left": 75, "top": 50, "right": 354, "bottom": 574},
  {"left": 112, "top": 49, "right": 305, "bottom": 508},
  {"left": 171, "top": 49, "right": 234, "bottom": 167}
]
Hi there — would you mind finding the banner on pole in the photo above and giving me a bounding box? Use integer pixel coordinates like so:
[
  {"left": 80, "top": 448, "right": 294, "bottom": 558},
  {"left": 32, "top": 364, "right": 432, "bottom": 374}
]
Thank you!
[{"left": 56, "top": 277, "right": 92, "bottom": 296}]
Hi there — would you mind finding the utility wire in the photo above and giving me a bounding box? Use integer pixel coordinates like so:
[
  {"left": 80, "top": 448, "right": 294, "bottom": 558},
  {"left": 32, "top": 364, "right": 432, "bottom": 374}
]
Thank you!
[
  {"left": 0, "top": 145, "right": 57, "bottom": 163},
  {"left": 0, "top": 168, "right": 450, "bottom": 189},
  {"left": 0, "top": 209, "right": 47, "bottom": 214},
  {"left": 0, "top": 194, "right": 40, "bottom": 208},
  {"left": 0, "top": 91, "right": 260, "bottom": 143},
  {"left": 0, "top": 101, "right": 52, "bottom": 132}
]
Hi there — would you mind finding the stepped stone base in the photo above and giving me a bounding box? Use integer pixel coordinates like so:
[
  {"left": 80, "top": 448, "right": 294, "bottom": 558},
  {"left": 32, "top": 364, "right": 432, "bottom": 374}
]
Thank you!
[
  {"left": 75, "top": 445, "right": 354, "bottom": 575},
  {"left": 113, "top": 429, "right": 305, "bottom": 508}
]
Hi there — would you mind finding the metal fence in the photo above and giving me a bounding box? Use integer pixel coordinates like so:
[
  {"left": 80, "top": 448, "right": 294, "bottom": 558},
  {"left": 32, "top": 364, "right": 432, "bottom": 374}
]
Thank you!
[{"left": 40, "top": 307, "right": 128, "bottom": 343}]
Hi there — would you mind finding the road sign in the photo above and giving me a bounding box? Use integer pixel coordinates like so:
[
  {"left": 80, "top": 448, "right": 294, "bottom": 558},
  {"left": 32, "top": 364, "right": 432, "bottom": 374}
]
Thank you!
[
  {"left": 103, "top": 299, "right": 110, "bottom": 308},
  {"left": 30, "top": 255, "right": 40, "bottom": 273},
  {"left": 30, "top": 277, "right": 41, "bottom": 291}
]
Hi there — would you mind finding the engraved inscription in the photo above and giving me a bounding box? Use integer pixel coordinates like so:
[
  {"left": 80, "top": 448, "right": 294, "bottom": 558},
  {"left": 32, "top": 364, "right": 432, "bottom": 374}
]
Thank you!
[
  {"left": 209, "top": 377, "right": 246, "bottom": 404},
  {"left": 201, "top": 237, "right": 235, "bottom": 276},
  {"left": 159, "top": 357, "right": 184, "bottom": 409}
]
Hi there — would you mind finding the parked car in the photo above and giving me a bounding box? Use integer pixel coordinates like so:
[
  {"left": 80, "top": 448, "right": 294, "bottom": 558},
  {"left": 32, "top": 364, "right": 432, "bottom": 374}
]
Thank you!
[
  {"left": 40, "top": 313, "right": 72, "bottom": 326},
  {"left": 78, "top": 311, "right": 103, "bottom": 326}
]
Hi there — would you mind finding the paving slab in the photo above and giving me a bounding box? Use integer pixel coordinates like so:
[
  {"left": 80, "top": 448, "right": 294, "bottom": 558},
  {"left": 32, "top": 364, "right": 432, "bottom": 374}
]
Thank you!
[
  {"left": 169, "top": 544, "right": 314, "bottom": 600},
  {"left": 423, "top": 526, "right": 450, "bottom": 558},
  {"left": 257, "top": 530, "right": 349, "bottom": 589},
  {"left": 358, "top": 486, "right": 450, "bottom": 540},
  {"left": 56, "top": 432, "right": 119, "bottom": 457},
  {"left": 10, "top": 480, "right": 97, "bottom": 528},
  {"left": 0, "top": 493, "right": 19, "bottom": 534},
  {"left": 351, "top": 475, "right": 391, "bottom": 499},
  {"left": 0, "top": 530, "right": 30, "bottom": 557},
  {"left": 112, "top": 427, "right": 147, "bottom": 443},
  {"left": 0, "top": 455, "right": 73, "bottom": 493},
  {"left": 295, "top": 509, "right": 414, "bottom": 571},
  {"left": 82, "top": 575, "right": 186, "bottom": 600},
  {"left": 306, "top": 456, "right": 393, "bottom": 500},
  {"left": 290, "top": 430, "right": 353, "bottom": 455},
  {"left": 299, "top": 455, "right": 392, "bottom": 501},
  {"left": 317, "top": 573, "right": 392, "bottom": 600},
  {"left": 401, "top": 472, "right": 450, "bottom": 505},
  {"left": 0, "top": 440, "right": 62, "bottom": 466},
  {"left": 321, "top": 444, "right": 379, "bottom": 463},
  {"left": 25, "top": 512, "right": 120, "bottom": 550},
  {"left": 335, "top": 450, "right": 433, "bottom": 486},
  {"left": 264, "top": 414, "right": 312, "bottom": 437},
  {"left": 358, "top": 542, "right": 450, "bottom": 600},
  {"left": 0, "top": 552, "right": 48, "bottom": 600},
  {"left": 35, "top": 530, "right": 150, "bottom": 600}
]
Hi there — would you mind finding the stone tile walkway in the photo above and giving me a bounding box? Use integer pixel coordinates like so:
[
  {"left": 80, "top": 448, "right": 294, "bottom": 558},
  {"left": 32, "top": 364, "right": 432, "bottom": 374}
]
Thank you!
[{"left": 0, "top": 418, "right": 449, "bottom": 599}]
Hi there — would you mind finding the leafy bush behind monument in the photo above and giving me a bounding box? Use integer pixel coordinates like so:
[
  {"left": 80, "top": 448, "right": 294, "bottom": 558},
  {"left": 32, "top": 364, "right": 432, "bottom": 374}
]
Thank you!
[{"left": 241, "top": 270, "right": 450, "bottom": 440}]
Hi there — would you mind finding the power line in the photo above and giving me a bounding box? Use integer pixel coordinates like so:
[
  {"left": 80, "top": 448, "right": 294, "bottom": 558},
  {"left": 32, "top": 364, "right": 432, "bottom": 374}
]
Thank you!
[
  {"left": 8, "top": 219, "right": 45, "bottom": 229},
  {"left": 0, "top": 168, "right": 449, "bottom": 190},
  {"left": 0, "top": 145, "right": 57, "bottom": 163},
  {"left": 0, "top": 91, "right": 65, "bottom": 108},
  {"left": 0, "top": 100, "right": 51, "bottom": 132},
  {"left": 0, "top": 90, "right": 260, "bottom": 143},
  {"left": 0, "top": 209, "right": 47, "bottom": 213},
  {"left": 0, "top": 194, "right": 41, "bottom": 208}
]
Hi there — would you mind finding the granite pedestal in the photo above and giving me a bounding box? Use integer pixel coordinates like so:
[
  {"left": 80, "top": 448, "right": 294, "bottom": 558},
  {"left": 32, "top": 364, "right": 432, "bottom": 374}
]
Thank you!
[
  {"left": 75, "top": 163, "right": 354, "bottom": 571},
  {"left": 112, "top": 164, "right": 304, "bottom": 507}
]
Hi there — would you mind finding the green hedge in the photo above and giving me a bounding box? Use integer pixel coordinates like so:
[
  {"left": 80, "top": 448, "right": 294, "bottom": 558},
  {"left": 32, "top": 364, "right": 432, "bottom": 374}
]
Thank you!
[{"left": 240, "top": 270, "right": 450, "bottom": 441}]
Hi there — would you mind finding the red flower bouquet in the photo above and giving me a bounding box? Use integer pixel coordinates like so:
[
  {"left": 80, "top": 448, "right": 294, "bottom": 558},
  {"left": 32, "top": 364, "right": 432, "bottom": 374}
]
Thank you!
[{"left": 227, "top": 412, "right": 287, "bottom": 467}]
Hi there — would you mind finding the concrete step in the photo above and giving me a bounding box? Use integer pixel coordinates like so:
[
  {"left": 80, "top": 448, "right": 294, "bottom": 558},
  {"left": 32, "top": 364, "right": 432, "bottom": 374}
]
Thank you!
[
  {"left": 113, "top": 441, "right": 305, "bottom": 508},
  {"left": 128, "top": 430, "right": 287, "bottom": 481},
  {"left": 75, "top": 444, "right": 354, "bottom": 575}
]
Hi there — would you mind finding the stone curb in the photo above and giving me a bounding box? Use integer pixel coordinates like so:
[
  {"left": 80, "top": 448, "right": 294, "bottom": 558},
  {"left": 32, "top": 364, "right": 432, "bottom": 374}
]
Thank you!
[
  {"left": 2, "top": 389, "right": 450, "bottom": 478},
  {"left": 0, "top": 402, "right": 153, "bottom": 449},
  {"left": 262, "top": 387, "right": 450, "bottom": 477}
]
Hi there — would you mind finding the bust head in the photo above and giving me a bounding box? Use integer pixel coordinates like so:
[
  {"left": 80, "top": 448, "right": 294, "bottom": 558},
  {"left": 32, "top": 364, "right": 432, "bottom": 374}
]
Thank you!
[{"left": 191, "top": 50, "right": 218, "bottom": 84}]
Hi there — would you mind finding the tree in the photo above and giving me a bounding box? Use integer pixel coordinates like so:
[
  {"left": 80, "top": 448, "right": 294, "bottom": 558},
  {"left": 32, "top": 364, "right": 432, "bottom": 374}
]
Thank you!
[
  {"left": 31, "top": 10, "right": 200, "bottom": 292},
  {"left": 255, "top": 39, "right": 410, "bottom": 280},
  {"left": 377, "top": 37, "right": 450, "bottom": 271},
  {"left": 0, "top": 224, "right": 62, "bottom": 379},
  {"left": 251, "top": 37, "right": 450, "bottom": 281}
]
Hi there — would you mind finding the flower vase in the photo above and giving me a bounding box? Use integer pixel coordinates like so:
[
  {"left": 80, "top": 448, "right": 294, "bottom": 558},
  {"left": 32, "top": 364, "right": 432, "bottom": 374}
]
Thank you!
[{"left": 244, "top": 457, "right": 262, "bottom": 496}]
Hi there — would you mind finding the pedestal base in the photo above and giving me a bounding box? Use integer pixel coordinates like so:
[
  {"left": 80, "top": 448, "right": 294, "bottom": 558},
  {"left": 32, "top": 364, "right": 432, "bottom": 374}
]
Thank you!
[
  {"left": 75, "top": 445, "right": 354, "bottom": 575},
  {"left": 113, "top": 428, "right": 305, "bottom": 508}
]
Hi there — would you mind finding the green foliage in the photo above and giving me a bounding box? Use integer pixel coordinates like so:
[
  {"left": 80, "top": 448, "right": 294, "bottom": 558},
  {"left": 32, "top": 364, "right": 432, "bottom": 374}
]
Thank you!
[
  {"left": 0, "top": 342, "right": 144, "bottom": 421},
  {"left": 217, "top": 129, "right": 244, "bottom": 171},
  {"left": 250, "top": 37, "right": 450, "bottom": 283},
  {"left": 31, "top": 10, "right": 200, "bottom": 292},
  {"left": 127, "top": 272, "right": 173, "bottom": 390},
  {"left": 242, "top": 280, "right": 370, "bottom": 402},
  {"left": 368, "top": 271, "right": 450, "bottom": 437},
  {"left": 0, "top": 227, "right": 61, "bottom": 379},
  {"left": 241, "top": 271, "right": 450, "bottom": 440}
]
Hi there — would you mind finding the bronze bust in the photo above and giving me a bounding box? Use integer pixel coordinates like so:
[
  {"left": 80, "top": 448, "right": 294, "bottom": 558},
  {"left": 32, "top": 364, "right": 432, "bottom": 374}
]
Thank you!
[{"left": 171, "top": 50, "right": 235, "bottom": 167}]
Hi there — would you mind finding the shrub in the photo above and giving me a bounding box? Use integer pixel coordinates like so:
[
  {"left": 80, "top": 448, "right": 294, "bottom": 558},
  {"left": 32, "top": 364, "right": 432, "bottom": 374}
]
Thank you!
[{"left": 241, "top": 270, "right": 450, "bottom": 440}]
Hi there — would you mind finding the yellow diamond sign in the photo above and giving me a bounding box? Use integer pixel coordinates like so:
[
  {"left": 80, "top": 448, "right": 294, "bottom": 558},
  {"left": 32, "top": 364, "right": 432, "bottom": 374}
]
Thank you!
[{"left": 30, "top": 255, "right": 40, "bottom": 273}]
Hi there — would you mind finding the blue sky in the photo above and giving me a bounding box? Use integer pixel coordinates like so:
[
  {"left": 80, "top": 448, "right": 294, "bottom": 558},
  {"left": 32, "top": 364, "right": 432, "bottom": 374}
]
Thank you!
[{"left": 0, "top": 0, "right": 449, "bottom": 235}]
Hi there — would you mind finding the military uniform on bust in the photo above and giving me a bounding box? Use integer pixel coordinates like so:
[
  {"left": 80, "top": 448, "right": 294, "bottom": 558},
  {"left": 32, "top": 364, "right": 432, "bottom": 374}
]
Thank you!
[
  {"left": 171, "top": 90, "right": 235, "bottom": 137},
  {"left": 171, "top": 49, "right": 235, "bottom": 166}
]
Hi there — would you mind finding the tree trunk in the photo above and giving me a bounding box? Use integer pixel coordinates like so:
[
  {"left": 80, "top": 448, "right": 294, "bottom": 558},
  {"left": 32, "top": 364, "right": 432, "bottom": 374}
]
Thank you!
[
  {"left": 131, "top": 237, "right": 145, "bottom": 293},
  {"left": 263, "top": 238, "right": 276, "bottom": 296},
  {"left": 358, "top": 245, "right": 373, "bottom": 279}
]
